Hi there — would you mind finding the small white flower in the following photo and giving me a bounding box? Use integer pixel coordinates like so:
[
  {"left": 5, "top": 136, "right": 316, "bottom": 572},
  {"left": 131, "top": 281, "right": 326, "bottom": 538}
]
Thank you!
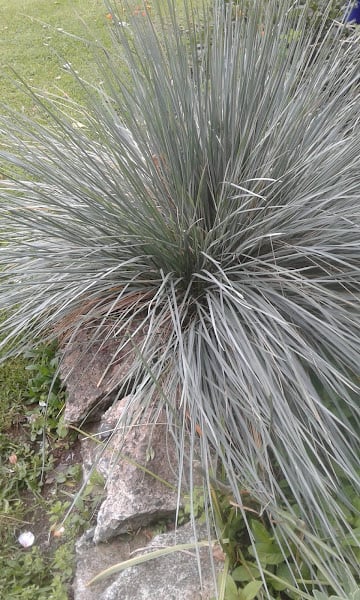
[{"left": 18, "top": 531, "right": 35, "bottom": 548}]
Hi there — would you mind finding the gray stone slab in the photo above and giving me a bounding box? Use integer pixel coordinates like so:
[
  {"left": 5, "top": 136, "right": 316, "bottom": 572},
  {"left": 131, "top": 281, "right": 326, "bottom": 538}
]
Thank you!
[
  {"left": 73, "top": 528, "right": 149, "bottom": 600},
  {"left": 88, "top": 403, "right": 181, "bottom": 543},
  {"left": 61, "top": 325, "right": 145, "bottom": 424},
  {"left": 99, "top": 522, "right": 223, "bottom": 600}
]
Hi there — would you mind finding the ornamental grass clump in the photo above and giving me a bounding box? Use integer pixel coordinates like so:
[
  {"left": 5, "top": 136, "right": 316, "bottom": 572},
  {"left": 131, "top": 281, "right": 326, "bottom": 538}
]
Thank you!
[{"left": 0, "top": 0, "right": 360, "bottom": 595}]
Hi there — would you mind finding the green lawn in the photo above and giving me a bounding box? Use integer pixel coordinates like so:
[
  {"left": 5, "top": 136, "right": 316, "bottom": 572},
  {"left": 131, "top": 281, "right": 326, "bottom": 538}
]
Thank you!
[
  {"left": 0, "top": 0, "right": 116, "bottom": 113},
  {"left": 0, "top": 0, "right": 114, "bottom": 114},
  {"left": 0, "top": 0, "right": 187, "bottom": 115}
]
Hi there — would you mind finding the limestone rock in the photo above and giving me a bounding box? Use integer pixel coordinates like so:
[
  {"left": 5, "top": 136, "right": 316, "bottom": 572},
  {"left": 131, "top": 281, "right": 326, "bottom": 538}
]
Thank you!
[
  {"left": 59, "top": 323, "right": 221, "bottom": 600},
  {"left": 79, "top": 397, "right": 183, "bottom": 543},
  {"left": 73, "top": 527, "right": 149, "bottom": 600},
  {"left": 96, "top": 415, "right": 180, "bottom": 541},
  {"left": 99, "top": 522, "right": 223, "bottom": 600},
  {"left": 60, "top": 325, "right": 144, "bottom": 424},
  {"left": 96, "top": 395, "right": 132, "bottom": 444}
]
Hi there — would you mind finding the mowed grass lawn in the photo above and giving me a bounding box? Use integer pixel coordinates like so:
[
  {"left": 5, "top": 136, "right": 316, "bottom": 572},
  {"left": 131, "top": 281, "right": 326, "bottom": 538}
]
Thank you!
[
  {"left": 0, "top": 0, "right": 169, "bottom": 118},
  {"left": 0, "top": 0, "right": 190, "bottom": 171},
  {"left": 0, "top": 0, "right": 188, "bottom": 115},
  {"left": 0, "top": 0, "right": 119, "bottom": 114}
]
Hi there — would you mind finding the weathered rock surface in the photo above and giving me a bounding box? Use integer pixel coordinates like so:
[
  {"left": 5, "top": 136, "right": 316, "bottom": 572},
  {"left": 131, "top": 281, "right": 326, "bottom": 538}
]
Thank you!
[
  {"left": 61, "top": 326, "right": 144, "bottom": 424},
  {"left": 73, "top": 527, "right": 149, "bottom": 600},
  {"left": 74, "top": 522, "right": 223, "bottom": 600},
  {"left": 80, "top": 397, "right": 183, "bottom": 543},
  {"left": 100, "top": 523, "right": 222, "bottom": 600},
  {"left": 61, "top": 325, "right": 221, "bottom": 600}
]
